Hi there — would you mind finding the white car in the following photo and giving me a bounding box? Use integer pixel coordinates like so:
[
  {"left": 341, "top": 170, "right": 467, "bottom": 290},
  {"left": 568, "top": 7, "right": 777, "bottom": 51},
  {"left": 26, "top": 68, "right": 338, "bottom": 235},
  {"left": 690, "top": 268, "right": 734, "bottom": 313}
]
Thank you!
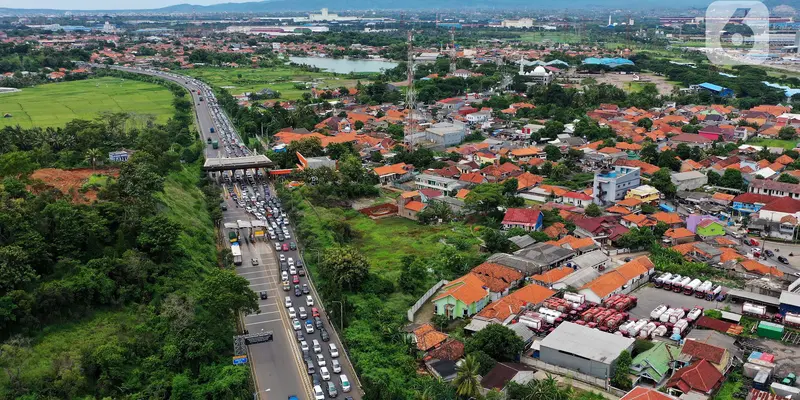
[
  {"left": 305, "top": 320, "right": 315, "bottom": 334},
  {"left": 331, "top": 359, "right": 341, "bottom": 373},
  {"left": 340, "top": 374, "right": 351, "bottom": 392},
  {"left": 284, "top": 296, "right": 292, "bottom": 308},
  {"left": 316, "top": 353, "right": 326, "bottom": 367},
  {"left": 301, "top": 340, "right": 309, "bottom": 352},
  {"left": 320, "top": 367, "right": 330, "bottom": 381},
  {"left": 279, "top": 254, "right": 286, "bottom": 262},
  {"left": 298, "top": 306, "right": 307, "bottom": 319},
  {"left": 313, "top": 385, "right": 325, "bottom": 400},
  {"left": 288, "top": 257, "right": 295, "bottom": 266},
  {"left": 292, "top": 318, "right": 301, "bottom": 330},
  {"left": 281, "top": 271, "right": 289, "bottom": 281},
  {"left": 289, "top": 266, "right": 297, "bottom": 275},
  {"left": 329, "top": 343, "right": 339, "bottom": 358},
  {"left": 313, "top": 339, "right": 322, "bottom": 353},
  {"left": 306, "top": 296, "right": 314, "bottom": 307},
  {"left": 288, "top": 307, "right": 296, "bottom": 319}
]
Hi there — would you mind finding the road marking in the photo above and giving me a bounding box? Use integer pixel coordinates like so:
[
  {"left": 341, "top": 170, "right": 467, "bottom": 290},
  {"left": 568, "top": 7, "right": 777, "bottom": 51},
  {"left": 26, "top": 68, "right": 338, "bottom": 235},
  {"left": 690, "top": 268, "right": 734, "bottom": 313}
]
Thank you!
[
  {"left": 249, "top": 283, "right": 272, "bottom": 289},
  {"left": 239, "top": 271, "right": 267, "bottom": 276},
  {"left": 245, "top": 318, "right": 281, "bottom": 326}
]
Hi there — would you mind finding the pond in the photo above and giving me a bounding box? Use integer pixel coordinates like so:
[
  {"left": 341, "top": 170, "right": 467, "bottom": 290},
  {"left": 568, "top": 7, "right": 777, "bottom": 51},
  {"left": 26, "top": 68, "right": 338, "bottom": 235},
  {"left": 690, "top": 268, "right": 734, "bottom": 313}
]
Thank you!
[{"left": 288, "top": 56, "right": 398, "bottom": 74}]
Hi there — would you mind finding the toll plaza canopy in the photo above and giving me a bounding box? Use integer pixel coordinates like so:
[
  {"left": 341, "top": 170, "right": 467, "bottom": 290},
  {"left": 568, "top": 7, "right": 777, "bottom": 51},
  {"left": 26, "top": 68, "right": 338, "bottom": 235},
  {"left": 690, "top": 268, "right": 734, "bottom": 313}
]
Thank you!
[{"left": 203, "top": 155, "right": 273, "bottom": 172}]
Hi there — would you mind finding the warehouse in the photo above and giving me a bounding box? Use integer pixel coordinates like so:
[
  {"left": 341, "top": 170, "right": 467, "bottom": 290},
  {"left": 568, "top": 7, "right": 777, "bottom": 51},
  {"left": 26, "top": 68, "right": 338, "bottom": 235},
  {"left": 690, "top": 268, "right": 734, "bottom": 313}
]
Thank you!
[
  {"left": 779, "top": 290, "right": 800, "bottom": 316},
  {"left": 538, "top": 322, "right": 635, "bottom": 379}
]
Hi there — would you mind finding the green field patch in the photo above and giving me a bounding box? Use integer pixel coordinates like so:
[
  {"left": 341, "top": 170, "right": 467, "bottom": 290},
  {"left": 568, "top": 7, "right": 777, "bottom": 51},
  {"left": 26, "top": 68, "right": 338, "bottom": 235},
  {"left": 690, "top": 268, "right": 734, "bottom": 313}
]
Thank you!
[
  {"left": 0, "top": 77, "right": 174, "bottom": 128},
  {"left": 748, "top": 138, "right": 799, "bottom": 150}
]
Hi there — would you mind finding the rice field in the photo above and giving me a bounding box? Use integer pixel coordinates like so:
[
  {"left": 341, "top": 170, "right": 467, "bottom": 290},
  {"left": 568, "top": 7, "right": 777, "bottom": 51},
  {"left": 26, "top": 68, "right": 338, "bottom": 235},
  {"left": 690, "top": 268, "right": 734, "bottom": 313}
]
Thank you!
[
  {"left": 0, "top": 77, "right": 174, "bottom": 128},
  {"left": 181, "top": 66, "right": 368, "bottom": 99}
]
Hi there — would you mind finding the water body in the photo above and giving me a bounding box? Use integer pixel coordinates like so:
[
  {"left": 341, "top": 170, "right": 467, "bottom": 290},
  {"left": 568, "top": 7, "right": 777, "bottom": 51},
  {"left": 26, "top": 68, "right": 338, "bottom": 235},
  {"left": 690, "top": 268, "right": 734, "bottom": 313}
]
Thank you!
[
  {"left": 763, "top": 81, "right": 800, "bottom": 98},
  {"left": 289, "top": 56, "right": 398, "bottom": 74}
]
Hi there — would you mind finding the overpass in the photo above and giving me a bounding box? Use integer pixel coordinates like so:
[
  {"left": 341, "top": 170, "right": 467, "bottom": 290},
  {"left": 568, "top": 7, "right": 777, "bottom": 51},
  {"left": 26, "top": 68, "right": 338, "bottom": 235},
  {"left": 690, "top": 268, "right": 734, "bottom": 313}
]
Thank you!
[{"left": 202, "top": 155, "right": 274, "bottom": 172}]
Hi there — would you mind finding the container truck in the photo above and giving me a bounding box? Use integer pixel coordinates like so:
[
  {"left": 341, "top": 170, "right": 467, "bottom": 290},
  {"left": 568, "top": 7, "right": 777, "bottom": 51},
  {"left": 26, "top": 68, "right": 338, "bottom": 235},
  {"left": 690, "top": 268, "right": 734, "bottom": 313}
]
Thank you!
[
  {"left": 519, "top": 312, "right": 545, "bottom": 331},
  {"left": 651, "top": 304, "right": 669, "bottom": 320},
  {"left": 654, "top": 273, "right": 672, "bottom": 288},
  {"left": 231, "top": 243, "right": 243, "bottom": 266},
  {"left": 669, "top": 309, "right": 686, "bottom": 324},
  {"left": 618, "top": 321, "right": 635, "bottom": 336},
  {"left": 673, "top": 277, "right": 692, "bottom": 293},
  {"left": 660, "top": 308, "right": 676, "bottom": 323},
  {"left": 684, "top": 279, "right": 702, "bottom": 295},
  {"left": 665, "top": 275, "right": 682, "bottom": 290},
  {"left": 784, "top": 312, "right": 800, "bottom": 328},
  {"left": 743, "top": 302, "right": 768, "bottom": 318},
  {"left": 686, "top": 307, "right": 703, "bottom": 322},
  {"left": 695, "top": 281, "right": 713, "bottom": 298},
  {"left": 654, "top": 325, "right": 669, "bottom": 337},
  {"left": 707, "top": 285, "right": 723, "bottom": 301},
  {"left": 673, "top": 319, "right": 689, "bottom": 336},
  {"left": 628, "top": 319, "right": 648, "bottom": 337},
  {"left": 564, "top": 292, "right": 585, "bottom": 305},
  {"left": 638, "top": 322, "right": 657, "bottom": 339}
]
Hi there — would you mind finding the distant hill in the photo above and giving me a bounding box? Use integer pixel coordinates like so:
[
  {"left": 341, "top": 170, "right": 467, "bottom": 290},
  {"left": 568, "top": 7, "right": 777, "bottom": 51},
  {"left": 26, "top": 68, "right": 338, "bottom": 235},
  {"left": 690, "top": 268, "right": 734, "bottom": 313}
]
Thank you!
[{"left": 1, "top": 0, "right": 799, "bottom": 13}]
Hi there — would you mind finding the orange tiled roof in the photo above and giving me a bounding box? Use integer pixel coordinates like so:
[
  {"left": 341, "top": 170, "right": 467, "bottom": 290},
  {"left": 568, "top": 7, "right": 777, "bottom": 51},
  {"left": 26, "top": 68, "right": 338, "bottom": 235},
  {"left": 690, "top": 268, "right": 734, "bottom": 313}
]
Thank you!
[
  {"left": 517, "top": 172, "right": 544, "bottom": 190},
  {"left": 581, "top": 256, "right": 654, "bottom": 298},
  {"left": 617, "top": 197, "right": 643, "bottom": 207},
  {"left": 373, "top": 162, "right": 409, "bottom": 177},
  {"left": 414, "top": 323, "right": 448, "bottom": 351},
  {"left": 433, "top": 273, "right": 489, "bottom": 305},
  {"left": 530, "top": 266, "right": 574, "bottom": 285},
  {"left": 405, "top": 201, "right": 426, "bottom": 212},
  {"left": 623, "top": 213, "right": 650, "bottom": 226},
  {"left": 665, "top": 227, "right": 695, "bottom": 239},
  {"left": 740, "top": 260, "right": 784, "bottom": 277},
  {"left": 507, "top": 282, "right": 556, "bottom": 305},
  {"left": 471, "top": 263, "right": 524, "bottom": 293},
  {"left": 652, "top": 212, "right": 683, "bottom": 225},
  {"left": 719, "top": 247, "right": 744, "bottom": 263},
  {"left": 712, "top": 192, "right": 735, "bottom": 201},
  {"left": 455, "top": 189, "right": 471, "bottom": 199},
  {"left": 672, "top": 242, "right": 700, "bottom": 255}
]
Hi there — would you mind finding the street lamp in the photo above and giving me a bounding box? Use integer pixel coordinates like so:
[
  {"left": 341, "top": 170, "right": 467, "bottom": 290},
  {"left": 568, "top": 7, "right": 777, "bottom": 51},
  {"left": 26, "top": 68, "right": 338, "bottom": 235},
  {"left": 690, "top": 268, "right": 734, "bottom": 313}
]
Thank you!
[
  {"left": 253, "top": 388, "right": 270, "bottom": 400},
  {"left": 332, "top": 300, "right": 344, "bottom": 332}
]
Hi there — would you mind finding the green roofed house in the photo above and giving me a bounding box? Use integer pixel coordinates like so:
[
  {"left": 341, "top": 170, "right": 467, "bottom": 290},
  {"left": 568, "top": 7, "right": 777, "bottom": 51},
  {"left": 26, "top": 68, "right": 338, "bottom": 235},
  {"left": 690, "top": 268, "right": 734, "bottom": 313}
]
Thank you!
[
  {"left": 630, "top": 341, "right": 681, "bottom": 387},
  {"left": 432, "top": 273, "right": 491, "bottom": 319},
  {"left": 696, "top": 218, "right": 726, "bottom": 239}
]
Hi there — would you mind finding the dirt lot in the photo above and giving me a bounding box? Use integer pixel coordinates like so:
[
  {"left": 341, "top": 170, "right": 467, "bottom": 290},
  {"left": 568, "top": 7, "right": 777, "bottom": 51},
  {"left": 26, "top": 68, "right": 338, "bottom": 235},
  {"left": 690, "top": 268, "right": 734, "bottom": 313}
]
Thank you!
[
  {"left": 593, "top": 72, "right": 676, "bottom": 96},
  {"left": 747, "top": 337, "right": 800, "bottom": 377},
  {"left": 30, "top": 168, "right": 118, "bottom": 204},
  {"left": 629, "top": 285, "right": 721, "bottom": 320}
]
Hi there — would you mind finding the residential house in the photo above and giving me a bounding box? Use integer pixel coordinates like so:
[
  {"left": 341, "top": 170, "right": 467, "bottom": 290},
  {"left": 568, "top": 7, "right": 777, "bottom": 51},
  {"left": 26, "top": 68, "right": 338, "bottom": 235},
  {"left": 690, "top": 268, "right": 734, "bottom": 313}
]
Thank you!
[
  {"left": 620, "top": 387, "right": 679, "bottom": 400},
  {"left": 651, "top": 212, "right": 684, "bottom": 228},
  {"left": 678, "top": 339, "right": 729, "bottom": 372},
  {"left": 630, "top": 341, "right": 681, "bottom": 386},
  {"left": 373, "top": 163, "right": 414, "bottom": 185},
  {"left": 625, "top": 185, "right": 661, "bottom": 204},
  {"left": 749, "top": 179, "right": 800, "bottom": 199},
  {"left": 757, "top": 196, "right": 800, "bottom": 223},
  {"left": 561, "top": 191, "right": 593, "bottom": 208},
  {"left": 670, "top": 133, "right": 714, "bottom": 150},
  {"left": 569, "top": 249, "right": 611, "bottom": 270},
  {"left": 579, "top": 256, "right": 655, "bottom": 303},
  {"left": 574, "top": 216, "right": 630, "bottom": 244},
  {"left": 415, "top": 173, "right": 465, "bottom": 193},
  {"left": 671, "top": 171, "right": 709, "bottom": 191},
  {"left": 509, "top": 147, "right": 544, "bottom": 162},
  {"left": 530, "top": 266, "right": 576, "bottom": 287},
  {"left": 696, "top": 219, "right": 726, "bottom": 239},
  {"left": 621, "top": 214, "right": 655, "bottom": 229},
  {"left": 665, "top": 359, "right": 724, "bottom": 397},
  {"left": 737, "top": 259, "right": 784, "bottom": 278},
  {"left": 413, "top": 323, "right": 448, "bottom": 352},
  {"left": 471, "top": 262, "right": 525, "bottom": 301},
  {"left": 549, "top": 235, "right": 600, "bottom": 255},
  {"left": 467, "top": 283, "right": 556, "bottom": 331},
  {"left": 480, "top": 363, "right": 537, "bottom": 391},
  {"left": 732, "top": 193, "right": 779, "bottom": 216},
  {"left": 432, "top": 273, "right": 491, "bottom": 319},
  {"left": 664, "top": 228, "right": 697, "bottom": 245},
  {"left": 109, "top": 149, "right": 134, "bottom": 162},
  {"left": 501, "top": 208, "right": 544, "bottom": 232}
]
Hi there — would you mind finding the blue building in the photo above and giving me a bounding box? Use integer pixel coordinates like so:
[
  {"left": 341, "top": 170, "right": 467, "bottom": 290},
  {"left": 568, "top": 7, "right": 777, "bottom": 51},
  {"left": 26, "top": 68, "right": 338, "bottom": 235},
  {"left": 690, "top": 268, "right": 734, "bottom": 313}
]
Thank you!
[
  {"left": 582, "top": 57, "right": 635, "bottom": 68},
  {"left": 108, "top": 149, "right": 133, "bottom": 162},
  {"left": 731, "top": 193, "right": 777, "bottom": 215},
  {"left": 592, "top": 166, "right": 641, "bottom": 206},
  {"left": 779, "top": 291, "right": 800, "bottom": 316},
  {"left": 694, "top": 82, "right": 734, "bottom": 98}
]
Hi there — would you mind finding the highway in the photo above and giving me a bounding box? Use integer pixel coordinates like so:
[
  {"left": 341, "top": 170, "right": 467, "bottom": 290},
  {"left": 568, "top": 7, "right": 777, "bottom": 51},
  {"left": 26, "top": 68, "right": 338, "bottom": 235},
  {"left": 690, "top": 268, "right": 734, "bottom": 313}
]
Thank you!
[{"left": 94, "top": 64, "right": 361, "bottom": 400}]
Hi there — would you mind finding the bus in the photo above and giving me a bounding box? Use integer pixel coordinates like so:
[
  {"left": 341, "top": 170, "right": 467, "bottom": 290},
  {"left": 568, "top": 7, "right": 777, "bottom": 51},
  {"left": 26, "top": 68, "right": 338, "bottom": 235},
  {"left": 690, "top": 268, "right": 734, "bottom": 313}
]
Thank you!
[{"left": 231, "top": 243, "right": 243, "bottom": 266}]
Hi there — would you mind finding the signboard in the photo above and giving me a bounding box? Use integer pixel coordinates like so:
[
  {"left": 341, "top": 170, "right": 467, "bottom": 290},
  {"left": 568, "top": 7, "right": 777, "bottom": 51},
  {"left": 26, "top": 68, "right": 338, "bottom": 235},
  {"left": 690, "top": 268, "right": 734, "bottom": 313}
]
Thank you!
[{"left": 232, "top": 355, "right": 248, "bottom": 365}]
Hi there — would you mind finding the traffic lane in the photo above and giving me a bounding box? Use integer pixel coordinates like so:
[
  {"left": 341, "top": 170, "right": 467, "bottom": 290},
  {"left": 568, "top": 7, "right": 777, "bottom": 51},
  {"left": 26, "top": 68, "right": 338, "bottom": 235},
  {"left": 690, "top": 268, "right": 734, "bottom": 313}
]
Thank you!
[
  {"left": 281, "top": 247, "right": 361, "bottom": 399},
  {"left": 738, "top": 242, "right": 800, "bottom": 274},
  {"left": 240, "top": 242, "right": 310, "bottom": 400}
]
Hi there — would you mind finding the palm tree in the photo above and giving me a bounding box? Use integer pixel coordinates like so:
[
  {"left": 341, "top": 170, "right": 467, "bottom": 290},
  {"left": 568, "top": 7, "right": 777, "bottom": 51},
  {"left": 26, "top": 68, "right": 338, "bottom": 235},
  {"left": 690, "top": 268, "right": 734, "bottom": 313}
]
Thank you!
[
  {"left": 415, "top": 387, "right": 435, "bottom": 400},
  {"left": 84, "top": 148, "right": 102, "bottom": 170},
  {"left": 452, "top": 354, "right": 481, "bottom": 399}
]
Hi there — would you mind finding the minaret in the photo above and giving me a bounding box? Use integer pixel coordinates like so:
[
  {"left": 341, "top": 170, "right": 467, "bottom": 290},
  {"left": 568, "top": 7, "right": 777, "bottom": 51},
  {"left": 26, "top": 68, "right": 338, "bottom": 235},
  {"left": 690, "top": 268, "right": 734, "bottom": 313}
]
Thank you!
[
  {"left": 519, "top": 54, "right": 525, "bottom": 75},
  {"left": 608, "top": 14, "right": 612, "bottom": 26}
]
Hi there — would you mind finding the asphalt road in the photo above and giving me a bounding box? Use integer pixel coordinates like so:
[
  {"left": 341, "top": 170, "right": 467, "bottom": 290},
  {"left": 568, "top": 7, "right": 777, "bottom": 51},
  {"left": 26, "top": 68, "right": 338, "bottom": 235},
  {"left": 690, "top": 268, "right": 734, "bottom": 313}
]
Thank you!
[{"left": 91, "top": 64, "right": 361, "bottom": 400}]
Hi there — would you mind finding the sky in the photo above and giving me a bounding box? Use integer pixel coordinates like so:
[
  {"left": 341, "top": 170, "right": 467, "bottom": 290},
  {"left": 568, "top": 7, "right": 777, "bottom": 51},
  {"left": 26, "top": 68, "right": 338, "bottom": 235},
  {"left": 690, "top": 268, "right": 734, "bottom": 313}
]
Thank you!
[{"left": 0, "top": 0, "right": 251, "bottom": 9}]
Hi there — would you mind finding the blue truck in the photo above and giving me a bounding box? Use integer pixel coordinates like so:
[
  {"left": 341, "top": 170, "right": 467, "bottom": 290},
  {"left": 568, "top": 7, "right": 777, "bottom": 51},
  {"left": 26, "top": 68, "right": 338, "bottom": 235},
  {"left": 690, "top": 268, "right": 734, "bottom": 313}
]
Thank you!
[{"left": 210, "top": 127, "right": 215, "bottom": 133}]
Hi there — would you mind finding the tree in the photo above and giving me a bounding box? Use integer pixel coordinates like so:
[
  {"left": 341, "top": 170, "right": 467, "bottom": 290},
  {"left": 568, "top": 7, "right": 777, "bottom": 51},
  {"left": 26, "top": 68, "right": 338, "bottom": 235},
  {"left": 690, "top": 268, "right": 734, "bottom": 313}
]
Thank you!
[
  {"left": 319, "top": 246, "right": 370, "bottom": 291},
  {"left": 651, "top": 168, "right": 676, "bottom": 198},
  {"left": 452, "top": 354, "right": 481, "bottom": 399},
  {"left": 482, "top": 229, "right": 512, "bottom": 253},
  {"left": 585, "top": 203, "right": 602, "bottom": 217},
  {"left": 720, "top": 168, "right": 745, "bottom": 190},
  {"left": 470, "top": 350, "right": 497, "bottom": 376},
  {"left": 355, "top": 120, "right": 365, "bottom": 130},
  {"left": 779, "top": 126, "right": 797, "bottom": 140},
  {"left": 465, "top": 183, "right": 505, "bottom": 214},
  {"left": 640, "top": 143, "right": 658, "bottom": 164},
  {"left": 778, "top": 173, "right": 800, "bottom": 184},
  {"left": 136, "top": 214, "right": 181, "bottom": 262},
  {"left": 465, "top": 324, "right": 525, "bottom": 361},
  {"left": 84, "top": 148, "right": 102, "bottom": 170},
  {"left": 707, "top": 170, "right": 721, "bottom": 186},
  {"left": 611, "top": 350, "right": 633, "bottom": 390},
  {"left": 675, "top": 143, "right": 692, "bottom": 161},
  {"left": 549, "top": 163, "right": 569, "bottom": 181},
  {"left": 657, "top": 150, "right": 682, "bottom": 171},
  {"left": 636, "top": 117, "right": 653, "bottom": 130},
  {"left": 544, "top": 145, "right": 562, "bottom": 161}
]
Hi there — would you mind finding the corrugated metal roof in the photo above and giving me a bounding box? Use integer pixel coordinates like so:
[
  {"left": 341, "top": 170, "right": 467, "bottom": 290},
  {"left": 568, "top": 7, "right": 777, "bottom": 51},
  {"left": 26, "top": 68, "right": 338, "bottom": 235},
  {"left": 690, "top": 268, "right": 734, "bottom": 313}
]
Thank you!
[
  {"left": 780, "top": 290, "right": 800, "bottom": 307},
  {"left": 540, "top": 322, "right": 634, "bottom": 364}
]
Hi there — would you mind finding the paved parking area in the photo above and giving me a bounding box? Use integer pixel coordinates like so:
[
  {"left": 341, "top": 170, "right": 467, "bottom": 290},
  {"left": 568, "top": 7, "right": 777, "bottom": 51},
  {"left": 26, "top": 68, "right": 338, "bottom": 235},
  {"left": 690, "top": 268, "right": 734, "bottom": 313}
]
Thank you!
[{"left": 629, "top": 285, "right": 723, "bottom": 320}]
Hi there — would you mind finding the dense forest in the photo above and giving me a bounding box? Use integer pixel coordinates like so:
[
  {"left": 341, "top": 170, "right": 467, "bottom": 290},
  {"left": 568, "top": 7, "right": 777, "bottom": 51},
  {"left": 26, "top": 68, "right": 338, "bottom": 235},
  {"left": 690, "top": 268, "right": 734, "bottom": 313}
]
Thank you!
[{"left": 0, "top": 73, "right": 257, "bottom": 399}]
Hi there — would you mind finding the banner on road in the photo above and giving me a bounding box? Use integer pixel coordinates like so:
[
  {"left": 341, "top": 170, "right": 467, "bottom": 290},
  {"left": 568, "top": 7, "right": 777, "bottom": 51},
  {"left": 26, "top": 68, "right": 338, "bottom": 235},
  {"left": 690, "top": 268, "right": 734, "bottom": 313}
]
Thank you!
[{"left": 232, "top": 355, "right": 248, "bottom": 365}]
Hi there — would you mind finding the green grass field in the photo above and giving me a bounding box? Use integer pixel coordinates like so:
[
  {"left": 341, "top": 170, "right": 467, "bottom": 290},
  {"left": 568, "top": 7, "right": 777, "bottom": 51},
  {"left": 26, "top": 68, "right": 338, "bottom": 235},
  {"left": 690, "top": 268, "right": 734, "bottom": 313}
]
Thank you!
[
  {"left": 520, "top": 31, "right": 582, "bottom": 44},
  {"left": 0, "top": 77, "right": 175, "bottom": 129},
  {"left": 182, "top": 66, "right": 368, "bottom": 100},
  {"left": 748, "top": 138, "right": 799, "bottom": 150}
]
